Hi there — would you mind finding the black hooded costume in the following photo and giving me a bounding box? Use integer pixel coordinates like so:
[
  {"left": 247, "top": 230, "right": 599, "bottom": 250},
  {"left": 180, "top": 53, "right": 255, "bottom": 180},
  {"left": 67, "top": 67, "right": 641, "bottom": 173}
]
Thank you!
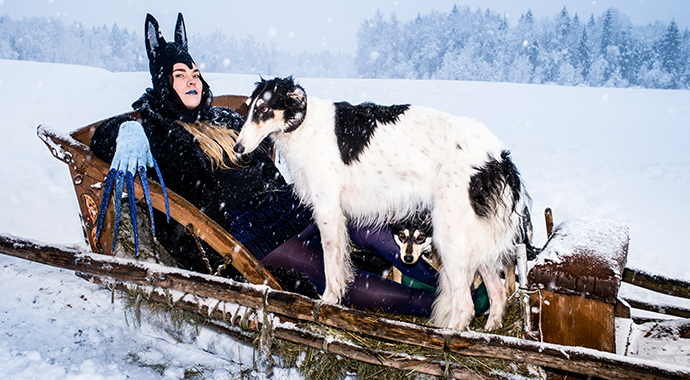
[{"left": 90, "top": 13, "right": 312, "bottom": 278}]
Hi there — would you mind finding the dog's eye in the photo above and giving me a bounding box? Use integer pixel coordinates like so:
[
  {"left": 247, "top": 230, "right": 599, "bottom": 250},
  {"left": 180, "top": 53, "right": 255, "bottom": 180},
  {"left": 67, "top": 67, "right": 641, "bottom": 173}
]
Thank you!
[
  {"left": 259, "top": 104, "right": 269, "bottom": 114},
  {"left": 397, "top": 232, "right": 407, "bottom": 240},
  {"left": 415, "top": 233, "right": 427, "bottom": 243}
]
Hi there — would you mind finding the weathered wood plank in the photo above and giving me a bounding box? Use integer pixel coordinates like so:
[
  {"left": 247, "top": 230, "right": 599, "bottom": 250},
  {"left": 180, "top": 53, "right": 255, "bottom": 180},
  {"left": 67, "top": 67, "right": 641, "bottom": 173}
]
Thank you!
[
  {"left": 2, "top": 234, "right": 688, "bottom": 380},
  {"left": 531, "top": 290, "right": 616, "bottom": 352},
  {"left": 622, "top": 297, "right": 690, "bottom": 319},
  {"left": 623, "top": 267, "right": 690, "bottom": 300},
  {"left": 0, "top": 234, "right": 266, "bottom": 309},
  {"left": 83, "top": 274, "right": 495, "bottom": 379}
]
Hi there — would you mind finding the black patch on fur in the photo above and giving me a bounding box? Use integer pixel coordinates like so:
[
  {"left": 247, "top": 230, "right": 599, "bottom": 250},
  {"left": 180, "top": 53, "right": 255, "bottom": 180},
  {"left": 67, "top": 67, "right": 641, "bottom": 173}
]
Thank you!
[
  {"left": 468, "top": 151, "right": 522, "bottom": 219},
  {"left": 334, "top": 102, "right": 410, "bottom": 165},
  {"left": 520, "top": 205, "right": 538, "bottom": 260},
  {"left": 249, "top": 77, "right": 307, "bottom": 133}
]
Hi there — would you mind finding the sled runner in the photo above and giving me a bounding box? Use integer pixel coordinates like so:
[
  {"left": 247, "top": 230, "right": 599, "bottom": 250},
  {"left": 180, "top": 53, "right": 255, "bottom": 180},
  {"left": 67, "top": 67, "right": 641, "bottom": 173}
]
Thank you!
[{"left": 1, "top": 96, "right": 689, "bottom": 379}]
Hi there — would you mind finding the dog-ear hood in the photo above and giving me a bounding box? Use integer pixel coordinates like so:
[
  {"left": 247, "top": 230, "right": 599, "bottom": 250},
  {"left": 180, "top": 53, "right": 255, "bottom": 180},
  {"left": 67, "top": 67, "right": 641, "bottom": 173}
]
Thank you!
[{"left": 143, "top": 13, "right": 212, "bottom": 122}]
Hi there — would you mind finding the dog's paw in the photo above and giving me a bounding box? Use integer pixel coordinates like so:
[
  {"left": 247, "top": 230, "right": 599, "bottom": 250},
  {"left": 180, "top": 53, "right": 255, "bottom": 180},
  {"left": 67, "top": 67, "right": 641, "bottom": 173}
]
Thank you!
[
  {"left": 445, "top": 308, "right": 474, "bottom": 330},
  {"left": 483, "top": 315, "right": 504, "bottom": 332},
  {"left": 321, "top": 290, "right": 341, "bottom": 304}
]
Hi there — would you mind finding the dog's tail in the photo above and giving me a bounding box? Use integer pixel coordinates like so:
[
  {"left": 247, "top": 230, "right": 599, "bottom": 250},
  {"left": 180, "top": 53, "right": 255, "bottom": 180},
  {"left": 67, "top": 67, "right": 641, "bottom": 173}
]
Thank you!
[
  {"left": 469, "top": 150, "right": 534, "bottom": 257},
  {"left": 468, "top": 151, "right": 526, "bottom": 217},
  {"left": 518, "top": 203, "right": 537, "bottom": 260}
]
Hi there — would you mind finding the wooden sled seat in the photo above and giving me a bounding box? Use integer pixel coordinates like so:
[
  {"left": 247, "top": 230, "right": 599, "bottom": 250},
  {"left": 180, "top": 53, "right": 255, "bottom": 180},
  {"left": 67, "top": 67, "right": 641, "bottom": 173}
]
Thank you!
[
  {"left": 527, "top": 217, "right": 629, "bottom": 352},
  {"left": 37, "top": 95, "right": 282, "bottom": 289}
]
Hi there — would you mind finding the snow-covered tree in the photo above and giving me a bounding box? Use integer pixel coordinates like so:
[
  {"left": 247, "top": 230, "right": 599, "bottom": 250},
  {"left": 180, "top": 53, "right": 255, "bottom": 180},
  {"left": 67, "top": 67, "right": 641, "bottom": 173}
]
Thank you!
[
  {"left": 1, "top": 8, "right": 686, "bottom": 88},
  {"left": 576, "top": 26, "right": 592, "bottom": 79},
  {"left": 659, "top": 20, "right": 682, "bottom": 88}
]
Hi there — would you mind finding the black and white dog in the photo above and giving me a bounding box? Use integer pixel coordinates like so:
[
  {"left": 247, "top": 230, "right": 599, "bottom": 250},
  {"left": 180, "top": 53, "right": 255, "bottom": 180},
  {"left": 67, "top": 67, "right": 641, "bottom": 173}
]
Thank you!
[{"left": 234, "top": 77, "right": 531, "bottom": 330}]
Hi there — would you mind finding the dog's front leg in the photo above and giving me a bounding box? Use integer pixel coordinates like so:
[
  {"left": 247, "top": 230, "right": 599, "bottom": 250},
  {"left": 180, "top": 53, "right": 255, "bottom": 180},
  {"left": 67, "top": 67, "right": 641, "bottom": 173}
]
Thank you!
[{"left": 313, "top": 201, "right": 354, "bottom": 304}]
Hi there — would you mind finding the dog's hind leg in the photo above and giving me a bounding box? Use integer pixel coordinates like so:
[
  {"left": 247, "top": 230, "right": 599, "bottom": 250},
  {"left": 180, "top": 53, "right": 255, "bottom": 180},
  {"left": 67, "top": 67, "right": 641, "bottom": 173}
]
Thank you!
[
  {"left": 479, "top": 264, "right": 508, "bottom": 331},
  {"left": 503, "top": 257, "right": 516, "bottom": 296}
]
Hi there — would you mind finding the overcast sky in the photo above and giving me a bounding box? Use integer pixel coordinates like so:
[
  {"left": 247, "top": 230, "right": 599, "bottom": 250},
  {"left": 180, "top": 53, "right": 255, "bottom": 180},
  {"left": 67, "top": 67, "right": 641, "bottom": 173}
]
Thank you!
[{"left": 1, "top": 0, "right": 688, "bottom": 54}]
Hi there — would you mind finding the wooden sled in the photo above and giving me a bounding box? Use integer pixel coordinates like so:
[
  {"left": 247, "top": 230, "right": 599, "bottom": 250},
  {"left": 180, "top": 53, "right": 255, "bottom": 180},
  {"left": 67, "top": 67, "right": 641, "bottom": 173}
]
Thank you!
[
  {"left": 36, "top": 95, "right": 281, "bottom": 289},
  {"left": 1, "top": 96, "right": 690, "bottom": 379}
]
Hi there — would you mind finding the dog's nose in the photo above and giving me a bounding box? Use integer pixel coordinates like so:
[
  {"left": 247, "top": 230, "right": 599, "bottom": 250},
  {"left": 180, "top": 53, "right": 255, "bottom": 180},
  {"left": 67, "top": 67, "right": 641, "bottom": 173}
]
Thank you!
[
  {"left": 403, "top": 255, "right": 415, "bottom": 264},
  {"left": 234, "top": 143, "right": 245, "bottom": 154}
]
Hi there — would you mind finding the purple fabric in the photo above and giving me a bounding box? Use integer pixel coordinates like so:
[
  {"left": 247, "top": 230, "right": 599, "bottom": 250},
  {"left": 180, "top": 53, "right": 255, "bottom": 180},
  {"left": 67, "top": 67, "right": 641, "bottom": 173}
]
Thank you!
[
  {"left": 348, "top": 225, "right": 438, "bottom": 286},
  {"left": 262, "top": 228, "right": 435, "bottom": 317}
]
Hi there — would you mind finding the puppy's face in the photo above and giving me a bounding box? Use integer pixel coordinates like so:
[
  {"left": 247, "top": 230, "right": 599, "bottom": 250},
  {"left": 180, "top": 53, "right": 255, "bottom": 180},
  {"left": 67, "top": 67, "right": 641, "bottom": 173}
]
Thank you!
[
  {"left": 392, "top": 222, "right": 433, "bottom": 265},
  {"left": 234, "top": 77, "right": 307, "bottom": 155}
]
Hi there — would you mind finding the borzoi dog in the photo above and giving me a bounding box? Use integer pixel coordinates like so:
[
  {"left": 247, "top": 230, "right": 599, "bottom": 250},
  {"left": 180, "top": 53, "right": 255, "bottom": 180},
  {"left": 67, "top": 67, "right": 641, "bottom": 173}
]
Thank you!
[{"left": 234, "top": 77, "right": 531, "bottom": 330}]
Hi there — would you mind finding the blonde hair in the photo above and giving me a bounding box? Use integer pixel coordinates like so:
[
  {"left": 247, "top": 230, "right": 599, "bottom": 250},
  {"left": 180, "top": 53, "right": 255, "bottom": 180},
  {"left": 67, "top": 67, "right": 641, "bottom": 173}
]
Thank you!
[{"left": 178, "top": 120, "right": 245, "bottom": 170}]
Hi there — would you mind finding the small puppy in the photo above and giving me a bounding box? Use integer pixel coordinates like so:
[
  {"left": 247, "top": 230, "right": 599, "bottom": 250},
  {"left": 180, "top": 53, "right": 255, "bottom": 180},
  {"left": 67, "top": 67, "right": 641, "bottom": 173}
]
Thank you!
[{"left": 390, "top": 211, "right": 434, "bottom": 266}]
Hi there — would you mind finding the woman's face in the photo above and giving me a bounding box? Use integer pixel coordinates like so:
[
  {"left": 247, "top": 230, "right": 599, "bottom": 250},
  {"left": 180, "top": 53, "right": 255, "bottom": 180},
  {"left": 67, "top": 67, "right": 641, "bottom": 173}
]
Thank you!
[{"left": 172, "top": 62, "right": 202, "bottom": 109}]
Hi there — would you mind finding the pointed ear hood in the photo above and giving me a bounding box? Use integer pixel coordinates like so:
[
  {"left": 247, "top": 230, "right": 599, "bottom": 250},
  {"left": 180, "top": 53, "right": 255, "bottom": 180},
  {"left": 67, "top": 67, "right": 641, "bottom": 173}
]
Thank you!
[
  {"left": 145, "top": 13, "right": 166, "bottom": 63},
  {"left": 142, "top": 13, "right": 212, "bottom": 121},
  {"left": 145, "top": 13, "right": 197, "bottom": 97},
  {"left": 174, "top": 13, "right": 188, "bottom": 51}
]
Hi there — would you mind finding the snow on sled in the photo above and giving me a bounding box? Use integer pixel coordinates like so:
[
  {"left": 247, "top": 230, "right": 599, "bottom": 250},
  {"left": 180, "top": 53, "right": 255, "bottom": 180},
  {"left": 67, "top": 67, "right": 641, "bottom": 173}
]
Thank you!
[{"left": 1, "top": 94, "right": 689, "bottom": 379}]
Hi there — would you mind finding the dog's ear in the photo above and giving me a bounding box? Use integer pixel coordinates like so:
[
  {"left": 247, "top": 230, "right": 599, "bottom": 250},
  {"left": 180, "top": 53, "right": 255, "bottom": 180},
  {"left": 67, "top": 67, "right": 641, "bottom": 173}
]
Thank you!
[
  {"left": 174, "top": 13, "right": 188, "bottom": 51},
  {"left": 423, "top": 212, "right": 434, "bottom": 234},
  {"left": 145, "top": 14, "right": 166, "bottom": 62},
  {"left": 284, "top": 84, "right": 307, "bottom": 133}
]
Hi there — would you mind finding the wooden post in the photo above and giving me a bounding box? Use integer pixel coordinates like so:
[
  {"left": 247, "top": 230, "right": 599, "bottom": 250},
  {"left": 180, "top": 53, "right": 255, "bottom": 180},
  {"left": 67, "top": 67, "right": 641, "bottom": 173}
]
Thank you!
[
  {"left": 531, "top": 290, "right": 616, "bottom": 352},
  {"left": 528, "top": 218, "right": 629, "bottom": 353},
  {"left": 544, "top": 207, "right": 554, "bottom": 238}
]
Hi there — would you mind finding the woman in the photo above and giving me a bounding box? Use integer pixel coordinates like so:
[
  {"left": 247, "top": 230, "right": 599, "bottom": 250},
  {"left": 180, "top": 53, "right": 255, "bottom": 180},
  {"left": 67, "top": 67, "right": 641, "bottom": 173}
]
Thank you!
[{"left": 91, "top": 13, "right": 440, "bottom": 317}]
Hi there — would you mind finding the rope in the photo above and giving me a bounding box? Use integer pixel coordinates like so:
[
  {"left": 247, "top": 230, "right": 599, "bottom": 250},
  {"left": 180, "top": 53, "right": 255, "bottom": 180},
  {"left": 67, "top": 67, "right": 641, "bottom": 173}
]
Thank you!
[
  {"left": 185, "top": 224, "right": 213, "bottom": 275},
  {"left": 515, "top": 286, "right": 543, "bottom": 341}
]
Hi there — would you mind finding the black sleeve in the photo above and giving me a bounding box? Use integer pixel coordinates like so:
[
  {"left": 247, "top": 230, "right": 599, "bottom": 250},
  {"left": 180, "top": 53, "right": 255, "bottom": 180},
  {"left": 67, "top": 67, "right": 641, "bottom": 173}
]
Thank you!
[
  {"left": 208, "top": 107, "right": 245, "bottom": 132},
  {"left": 89, "top": 114, "right": 136, "bottom": 164}
]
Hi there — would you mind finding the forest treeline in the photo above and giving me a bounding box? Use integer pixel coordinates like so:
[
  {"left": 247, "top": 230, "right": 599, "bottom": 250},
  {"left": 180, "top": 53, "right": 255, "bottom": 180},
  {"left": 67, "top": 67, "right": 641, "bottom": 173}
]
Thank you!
[
  {"left": 357, "top": 5, "right": 689, "bottom": 89},
  {"left": 1, "top": 5, "right": 688, "bottom": 89},
  {"left": 0, "top": 15, "right": 355, "bottom": 78}
]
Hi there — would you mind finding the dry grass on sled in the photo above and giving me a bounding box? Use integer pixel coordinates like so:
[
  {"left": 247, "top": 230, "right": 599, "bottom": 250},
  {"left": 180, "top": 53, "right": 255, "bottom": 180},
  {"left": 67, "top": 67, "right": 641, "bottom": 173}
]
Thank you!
[
  {"left": 111, "top": 202, "right": 541, "bottom": 380},
  {"left": 115, "top": 282, "right": 538, "bottom": 380}
]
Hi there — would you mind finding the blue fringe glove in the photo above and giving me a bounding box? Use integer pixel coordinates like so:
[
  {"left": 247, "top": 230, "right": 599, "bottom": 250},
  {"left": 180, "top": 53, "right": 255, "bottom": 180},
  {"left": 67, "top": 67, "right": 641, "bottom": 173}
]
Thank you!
[{"left": 95, "top": 120, "right": 170, "bottom": 256}]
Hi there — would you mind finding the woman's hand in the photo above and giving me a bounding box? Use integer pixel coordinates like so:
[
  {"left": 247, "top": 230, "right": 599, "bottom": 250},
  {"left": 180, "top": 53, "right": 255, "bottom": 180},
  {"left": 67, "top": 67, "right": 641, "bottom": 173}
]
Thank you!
[{"left": 95, "top": 121, "right": 169, "bottom": 256}]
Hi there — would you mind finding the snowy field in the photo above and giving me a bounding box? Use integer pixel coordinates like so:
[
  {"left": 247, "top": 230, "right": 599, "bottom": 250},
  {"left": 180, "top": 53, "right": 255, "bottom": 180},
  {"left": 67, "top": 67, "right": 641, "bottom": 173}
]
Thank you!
[{"left": 1, "top": 59, "right": 689, "bottom": 378}]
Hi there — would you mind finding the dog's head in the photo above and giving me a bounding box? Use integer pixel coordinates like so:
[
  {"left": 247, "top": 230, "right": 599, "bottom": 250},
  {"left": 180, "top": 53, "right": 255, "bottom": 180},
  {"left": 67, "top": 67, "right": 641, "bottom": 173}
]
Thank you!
[
  {"left": 391, "top": 212, "right": 433, "bottom": 265},
  {"left": 234, "top": 76, "right": 307, "bottom": 155}
]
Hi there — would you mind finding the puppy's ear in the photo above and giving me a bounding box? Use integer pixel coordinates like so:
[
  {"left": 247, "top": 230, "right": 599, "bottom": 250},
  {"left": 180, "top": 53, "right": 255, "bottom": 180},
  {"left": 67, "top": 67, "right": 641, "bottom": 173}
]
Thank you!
[
  {"left": 423, "top": 213, "right": 434, "bottom": 234},
  {"left": 284, "top": 85, "right": 307, "bottom": 132},
  {"left": 174, "top": 13, "right": 188, "bottom": 51},
  {"left": 145, "top": 14, "right": 166, "bottom": 62}
]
